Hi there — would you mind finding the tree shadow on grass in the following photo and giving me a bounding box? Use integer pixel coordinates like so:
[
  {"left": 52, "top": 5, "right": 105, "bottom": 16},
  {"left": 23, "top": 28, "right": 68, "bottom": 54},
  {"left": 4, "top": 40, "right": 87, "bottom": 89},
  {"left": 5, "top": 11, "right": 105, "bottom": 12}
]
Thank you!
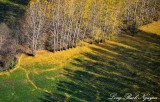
[
  {"left": 136, "top": 30, "right": 160, "bottom": 45},
  {"left": 119, "top": 31, "right": 160, "bottom": 51},
  {"left": 9, "top": 0, "right": 30, "bottom": 6},
  {"left": 40, "top": 32, "right": 160, "bottom": 102},
  {"left": 0, "top": 0, "right": 28, "bottom": 26}
]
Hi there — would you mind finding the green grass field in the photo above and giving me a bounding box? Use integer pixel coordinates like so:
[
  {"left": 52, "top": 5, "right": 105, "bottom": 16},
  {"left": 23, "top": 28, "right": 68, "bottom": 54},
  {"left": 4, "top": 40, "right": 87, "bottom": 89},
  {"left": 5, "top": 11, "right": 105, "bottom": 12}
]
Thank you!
[{"left": 0, "top": 21, "right": 160, "bottom": 102}]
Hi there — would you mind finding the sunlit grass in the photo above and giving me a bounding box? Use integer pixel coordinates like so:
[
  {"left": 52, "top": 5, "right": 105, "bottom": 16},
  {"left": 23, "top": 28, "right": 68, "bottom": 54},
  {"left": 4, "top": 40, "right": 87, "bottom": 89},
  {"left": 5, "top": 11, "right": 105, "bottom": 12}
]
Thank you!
[
  {"left": 0, "top": 21, "right": 160, "bottom": 101},
  {"left": 139, "top": 20, "right": 160, "bottom": 35},
  {"left": 0, "top": 69, "right": 43, "bottom": 102},
  {"left": 20, "top": 46, "right": 92, "bottom": 71}
]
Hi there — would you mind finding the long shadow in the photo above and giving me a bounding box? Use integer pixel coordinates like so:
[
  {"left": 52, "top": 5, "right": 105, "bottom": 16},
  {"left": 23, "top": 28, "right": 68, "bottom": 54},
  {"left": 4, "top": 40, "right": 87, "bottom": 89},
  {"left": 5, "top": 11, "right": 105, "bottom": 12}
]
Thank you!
[
  {"left": 119, "top": 31, "right": 160, "bottom": 51},
  {"left": 40, "top": 31, "right": 160, "bottom": 101},
  {"left": 9, "top": 0, "right": 30, "bottom": 5},
  {"left": 136, "top": 30, "right": 160, "bottom": 45}
]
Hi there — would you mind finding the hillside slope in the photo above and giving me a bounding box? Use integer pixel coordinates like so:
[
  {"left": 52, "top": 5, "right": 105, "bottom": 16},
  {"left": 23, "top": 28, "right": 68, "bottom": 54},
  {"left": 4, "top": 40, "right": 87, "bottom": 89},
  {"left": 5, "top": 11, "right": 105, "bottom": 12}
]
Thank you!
[
  {"left": 0, "top": 21, "right": 160, "bottom": 101},
  {"left": 0, "top": 0, "right": 29, "bottom": 26}
]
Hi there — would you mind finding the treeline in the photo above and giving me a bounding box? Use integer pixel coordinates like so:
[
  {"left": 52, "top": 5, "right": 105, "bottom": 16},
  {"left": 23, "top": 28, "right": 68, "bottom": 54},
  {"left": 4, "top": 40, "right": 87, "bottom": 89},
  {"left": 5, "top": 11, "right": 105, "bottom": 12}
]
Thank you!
[
  {"left": 19, "top": 0, "right": 159, "bottom": 54},
  {"left": 0, "top": 0, "right": 160, "bottom": 71}
]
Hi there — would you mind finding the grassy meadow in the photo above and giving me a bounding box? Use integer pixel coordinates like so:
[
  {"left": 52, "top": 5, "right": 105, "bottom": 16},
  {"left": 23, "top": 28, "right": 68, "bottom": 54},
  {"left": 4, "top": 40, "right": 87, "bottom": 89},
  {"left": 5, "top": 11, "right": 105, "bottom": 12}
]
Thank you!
[{"left": 0, "top": 21, "right": 160, "bottom": 101}]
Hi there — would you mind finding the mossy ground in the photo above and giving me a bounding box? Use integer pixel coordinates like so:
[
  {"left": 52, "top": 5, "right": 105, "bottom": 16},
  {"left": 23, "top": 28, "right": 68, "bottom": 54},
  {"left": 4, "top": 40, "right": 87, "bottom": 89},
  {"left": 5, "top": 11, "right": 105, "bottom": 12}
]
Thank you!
[{"left": 0, "top": 21, "right": 160, "bottom": 102}]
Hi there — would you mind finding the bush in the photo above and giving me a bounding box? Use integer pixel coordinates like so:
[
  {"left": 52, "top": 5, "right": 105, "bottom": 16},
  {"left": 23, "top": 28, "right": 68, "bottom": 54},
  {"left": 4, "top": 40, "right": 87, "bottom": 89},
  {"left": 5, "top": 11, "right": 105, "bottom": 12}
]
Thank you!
[
  {"left": 0, "top": 36, "right": 17, "bottom": 72},
  {"left": 1, "top": 54, "right": 17, "bottom": 71}
]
